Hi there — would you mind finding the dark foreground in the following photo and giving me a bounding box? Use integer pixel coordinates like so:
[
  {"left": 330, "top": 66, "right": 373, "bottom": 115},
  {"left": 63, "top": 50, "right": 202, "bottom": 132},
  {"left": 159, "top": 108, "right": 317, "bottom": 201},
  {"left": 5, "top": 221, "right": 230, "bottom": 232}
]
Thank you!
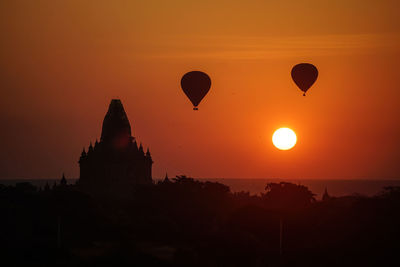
[{"left": 1, "top": 177, "right": 399, "bottom": 267}]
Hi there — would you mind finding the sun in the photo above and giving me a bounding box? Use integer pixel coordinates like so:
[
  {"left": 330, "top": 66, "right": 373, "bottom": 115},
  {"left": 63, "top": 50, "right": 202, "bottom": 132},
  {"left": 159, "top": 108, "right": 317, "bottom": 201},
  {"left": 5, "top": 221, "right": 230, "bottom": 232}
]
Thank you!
[{"left": 272, "top": 128, "right": 297, "bottom": 150}]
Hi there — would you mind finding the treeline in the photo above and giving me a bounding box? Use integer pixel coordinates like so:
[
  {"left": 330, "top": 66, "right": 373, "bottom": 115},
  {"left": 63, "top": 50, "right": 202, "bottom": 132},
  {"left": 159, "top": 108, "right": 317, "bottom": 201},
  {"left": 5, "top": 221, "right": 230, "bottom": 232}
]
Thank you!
[{"left": 1, "top": 177, "right": 399, "bottom": 266}]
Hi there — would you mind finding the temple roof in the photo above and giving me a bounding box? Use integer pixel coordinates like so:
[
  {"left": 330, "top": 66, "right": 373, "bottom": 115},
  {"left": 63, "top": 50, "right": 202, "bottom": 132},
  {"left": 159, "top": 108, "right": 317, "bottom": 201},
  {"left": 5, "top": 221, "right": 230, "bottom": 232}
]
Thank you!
[{"left": 100, "top": 99, "right": 132, "bottom": 143}]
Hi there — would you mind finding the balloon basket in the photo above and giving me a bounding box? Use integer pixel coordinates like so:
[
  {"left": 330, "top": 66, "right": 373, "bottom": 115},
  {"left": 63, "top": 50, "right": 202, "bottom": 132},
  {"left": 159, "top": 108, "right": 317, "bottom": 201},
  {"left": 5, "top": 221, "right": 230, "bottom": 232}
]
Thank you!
[{"left": 193, "top": 107, "right": 199, "bottom": 111}]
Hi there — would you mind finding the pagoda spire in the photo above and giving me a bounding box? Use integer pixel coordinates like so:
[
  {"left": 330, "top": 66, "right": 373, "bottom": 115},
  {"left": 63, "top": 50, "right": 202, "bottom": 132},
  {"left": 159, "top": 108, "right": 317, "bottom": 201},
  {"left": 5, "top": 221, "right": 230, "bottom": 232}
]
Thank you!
[
  {"left": 101, "top": 99, "right": 132, "bottom": 143},
  {"left": 88, "top": 142, "right": 94, "bottom": 153},
  {"left": 322, "top": 187, "right": 331, "bottom": 201},
  {"left": 139, "top": 143, "right": 144, "bottom": 153},
  {"left": 163, "top": 172, "right": 170, "bottom": 183},
  {"left": 60, "top": 173, "right": 67, "bottom": 186},
  {"left": 133, "top": 140, "right": 138, "bottom": 148}
]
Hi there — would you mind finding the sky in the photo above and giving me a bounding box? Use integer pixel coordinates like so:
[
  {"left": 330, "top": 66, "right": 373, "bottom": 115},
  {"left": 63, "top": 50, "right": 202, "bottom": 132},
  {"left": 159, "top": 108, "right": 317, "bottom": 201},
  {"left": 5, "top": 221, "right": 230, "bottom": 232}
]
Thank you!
[{"left": 0, "top": 0, "right": 399, "bottom": 180}]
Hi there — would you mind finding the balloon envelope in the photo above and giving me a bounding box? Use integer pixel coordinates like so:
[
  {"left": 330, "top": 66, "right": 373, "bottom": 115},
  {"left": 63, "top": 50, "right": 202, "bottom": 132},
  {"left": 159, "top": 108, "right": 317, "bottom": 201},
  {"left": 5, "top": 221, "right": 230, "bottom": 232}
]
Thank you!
[
  {"left": 181, "top": 71, "right": 211, "bottom": 110},
  {"left": 291, "top": 63, "right": 318, "bottom": 95}
]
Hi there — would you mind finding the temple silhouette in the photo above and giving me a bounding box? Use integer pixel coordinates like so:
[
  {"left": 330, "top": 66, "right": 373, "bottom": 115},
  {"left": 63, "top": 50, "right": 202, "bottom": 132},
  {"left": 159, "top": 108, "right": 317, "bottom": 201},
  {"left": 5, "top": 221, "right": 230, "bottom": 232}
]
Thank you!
[{"left": 78, "top": 99, "right": 153, "bottom": 192}]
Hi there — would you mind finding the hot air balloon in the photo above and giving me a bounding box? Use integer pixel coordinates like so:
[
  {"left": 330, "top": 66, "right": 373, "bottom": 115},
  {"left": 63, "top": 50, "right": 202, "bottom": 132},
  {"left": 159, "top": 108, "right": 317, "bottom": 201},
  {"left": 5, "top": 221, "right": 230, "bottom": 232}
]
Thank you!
[
  {"left": 291, "top": 63, "right": 318, "bottom": 96},
  {"left": 181, "top": 71, "right": 211, "bottom": 110}
]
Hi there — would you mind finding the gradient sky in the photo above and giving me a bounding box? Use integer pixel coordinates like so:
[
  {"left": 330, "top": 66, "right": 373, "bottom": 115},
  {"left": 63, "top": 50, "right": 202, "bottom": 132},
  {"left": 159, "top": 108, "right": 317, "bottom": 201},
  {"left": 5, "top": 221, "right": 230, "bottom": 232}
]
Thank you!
[{"left": 1, "top": 0, "right": 399, "bottom": 180}]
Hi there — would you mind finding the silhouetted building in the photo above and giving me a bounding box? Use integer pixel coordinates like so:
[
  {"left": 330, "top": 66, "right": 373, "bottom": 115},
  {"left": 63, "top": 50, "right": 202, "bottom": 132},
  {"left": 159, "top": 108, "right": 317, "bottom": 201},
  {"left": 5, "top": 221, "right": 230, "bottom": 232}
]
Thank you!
[
  {"left": 322, "top": 187, "right": 331, "bottom": 201},
  {"left": 163, "top": 173, "right": 171, "bottom": 183},
  {"left": 78, "top": 99, "right": 153, "bottom": 191},
  {"left": 60, "top": 173, "right": 67, "bottom": 186}
]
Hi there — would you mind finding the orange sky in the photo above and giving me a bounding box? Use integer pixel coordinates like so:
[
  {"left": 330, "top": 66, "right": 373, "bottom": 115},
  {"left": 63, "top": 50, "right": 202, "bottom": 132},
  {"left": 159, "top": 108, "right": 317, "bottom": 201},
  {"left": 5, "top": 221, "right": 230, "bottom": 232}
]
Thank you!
[{"left": 0, "top": 0, "right": 399, "bottom": 179}]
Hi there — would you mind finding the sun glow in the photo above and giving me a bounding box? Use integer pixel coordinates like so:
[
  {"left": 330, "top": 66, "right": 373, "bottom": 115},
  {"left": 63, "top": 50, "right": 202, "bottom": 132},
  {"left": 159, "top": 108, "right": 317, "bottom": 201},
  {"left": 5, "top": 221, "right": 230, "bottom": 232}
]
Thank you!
[{"left": 272, "top": 128, "right": 297, "bottom": 150}]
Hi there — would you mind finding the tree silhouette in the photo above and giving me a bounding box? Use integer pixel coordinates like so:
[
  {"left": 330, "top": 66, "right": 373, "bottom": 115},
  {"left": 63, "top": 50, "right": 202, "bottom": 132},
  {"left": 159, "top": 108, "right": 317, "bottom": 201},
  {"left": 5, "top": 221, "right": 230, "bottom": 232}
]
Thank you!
[{"left": 262, "top": 182, "right": 316, "bottom": 210}]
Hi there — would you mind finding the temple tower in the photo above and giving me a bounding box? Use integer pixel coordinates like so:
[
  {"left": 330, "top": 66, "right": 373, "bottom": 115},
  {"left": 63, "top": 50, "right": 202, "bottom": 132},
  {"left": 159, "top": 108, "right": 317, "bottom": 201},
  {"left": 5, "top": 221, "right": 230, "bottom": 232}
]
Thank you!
[{"left": 78, "top": 99, "right": 153, "bottom": 190}]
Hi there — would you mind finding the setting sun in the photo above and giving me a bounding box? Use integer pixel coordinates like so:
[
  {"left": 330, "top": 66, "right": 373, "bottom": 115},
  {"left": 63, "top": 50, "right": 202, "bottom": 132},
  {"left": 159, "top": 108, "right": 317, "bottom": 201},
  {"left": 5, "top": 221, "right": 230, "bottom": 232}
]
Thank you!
[{"left": 272, "top": 128, "right": 297, "bottom": 150}]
